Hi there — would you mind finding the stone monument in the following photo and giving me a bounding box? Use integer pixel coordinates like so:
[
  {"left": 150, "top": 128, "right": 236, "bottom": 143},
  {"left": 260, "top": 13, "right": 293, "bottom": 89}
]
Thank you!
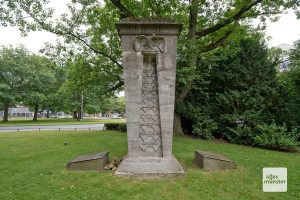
[{"left": 115, "top": 19, "right": 184, "bottom": 177}]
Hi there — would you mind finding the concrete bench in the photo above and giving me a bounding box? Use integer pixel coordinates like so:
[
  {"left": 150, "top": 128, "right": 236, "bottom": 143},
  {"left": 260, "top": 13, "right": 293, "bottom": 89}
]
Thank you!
[
  {"left": 195, "top": 151, "right": 236, "bottom": 171},
  {"left": 66, "top": 152, "right": 109, "bottom": 171}
]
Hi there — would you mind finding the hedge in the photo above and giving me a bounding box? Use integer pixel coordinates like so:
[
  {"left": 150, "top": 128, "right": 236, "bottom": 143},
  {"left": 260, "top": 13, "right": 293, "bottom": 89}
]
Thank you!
[{"left": 104, "top": 123, "right": 127, "bottom": 132}]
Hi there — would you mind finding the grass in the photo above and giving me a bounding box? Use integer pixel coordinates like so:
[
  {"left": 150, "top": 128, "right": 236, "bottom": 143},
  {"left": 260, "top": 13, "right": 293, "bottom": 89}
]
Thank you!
[
  {"left": 0, "top": 118, "right": 126, "bottom": 126},
  {"left": 0, "top": 130, "right": 299, "bottom": 200}
]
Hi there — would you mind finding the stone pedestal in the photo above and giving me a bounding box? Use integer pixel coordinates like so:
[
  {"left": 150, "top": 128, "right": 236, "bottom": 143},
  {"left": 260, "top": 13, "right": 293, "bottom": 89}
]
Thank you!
[
  {"left": 115, "top": 19, "right": 184, "bottom": 177},
  {"left": 116, "top": 156, "right": 184, "bottom": 177}
]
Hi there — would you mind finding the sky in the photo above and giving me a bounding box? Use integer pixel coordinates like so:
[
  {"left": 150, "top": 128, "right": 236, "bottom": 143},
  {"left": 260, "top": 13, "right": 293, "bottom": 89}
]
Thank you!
[
  {"left": 264, "top": 10, "right": 300, "bottom": 47},
  {"left": 0, "top": 2, "right": 299, "bottom": 53}
]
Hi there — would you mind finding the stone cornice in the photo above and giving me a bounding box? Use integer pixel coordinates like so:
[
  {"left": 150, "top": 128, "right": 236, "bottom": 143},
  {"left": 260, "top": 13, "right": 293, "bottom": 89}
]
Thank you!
[{"left": 116, "top": 18, "right": 182, "bottom": 36}]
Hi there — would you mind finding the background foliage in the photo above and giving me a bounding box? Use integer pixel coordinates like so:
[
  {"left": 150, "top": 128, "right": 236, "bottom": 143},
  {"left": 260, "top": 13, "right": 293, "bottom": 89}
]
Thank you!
[{"left": 0, "top": 0, "right": 300, "bottom": 150}]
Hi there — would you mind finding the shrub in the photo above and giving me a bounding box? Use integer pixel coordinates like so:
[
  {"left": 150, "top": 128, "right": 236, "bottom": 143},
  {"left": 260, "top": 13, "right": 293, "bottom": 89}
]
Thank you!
[
  {"left": 226, "top": 122, "right": 299, "bottom": 151},
  {"left": 104, "top": 123, "right": 119, "bottom": 130},
  {"left": 117, "top": 123, "right": 127, "bottom": 132},
  {"left": 104, "top": 123, "right": 127, "bottom": 132},
  {"left": 192, "top": 115, "right": 218, "bottom": 140},
  {"left": 226, "top": 125, "right": 255, "bottom": 145},
  {"left": 254, "top": 123, "right": 299, "bottom": 151}
]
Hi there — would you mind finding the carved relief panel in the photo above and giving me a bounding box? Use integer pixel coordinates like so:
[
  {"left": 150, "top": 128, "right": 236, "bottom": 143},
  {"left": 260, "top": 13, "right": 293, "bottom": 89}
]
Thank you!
[{"left": 134, "top": 35, "right": 165, "bottom": 157}]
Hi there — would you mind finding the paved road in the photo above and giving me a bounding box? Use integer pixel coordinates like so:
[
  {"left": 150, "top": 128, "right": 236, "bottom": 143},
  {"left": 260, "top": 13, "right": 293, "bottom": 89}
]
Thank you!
[{"left": 0, "top": 124, "right": 104, "bottom": 132}]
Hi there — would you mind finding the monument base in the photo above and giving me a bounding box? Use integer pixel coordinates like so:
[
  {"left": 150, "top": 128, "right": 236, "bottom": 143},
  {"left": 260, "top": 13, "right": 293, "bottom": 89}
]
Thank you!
[{"left": 115, "top": 155, "right": 184, "bottom": 178}]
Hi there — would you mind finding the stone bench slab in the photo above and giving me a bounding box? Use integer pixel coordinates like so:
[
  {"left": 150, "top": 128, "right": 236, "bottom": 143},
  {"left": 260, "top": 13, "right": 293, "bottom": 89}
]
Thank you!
[
  {"left": 195, "top": 151, "right": 236, "bottom": 171},
  {"left": 66, "top": 152, "right": 109, "bottom": 171}
]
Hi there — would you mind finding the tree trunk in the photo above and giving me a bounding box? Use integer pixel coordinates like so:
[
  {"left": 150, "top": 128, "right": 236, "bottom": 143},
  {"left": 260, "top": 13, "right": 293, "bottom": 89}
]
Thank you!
[
  {"left": 77, "top": 108, "right": 81, "bottom": 121},
  {"left": 46, "top": 110, "right": 50, "bottom": 118},
  {"left": 33, "top": 102, "right": 39, "bottom": 121},
  {"left": 173, "top": 0, "right": 199, "bottom": 136},
  {"left": 73, "top": 111, "right": 77, "bottom": 119},
  {"left": 2, "top": 103, "right": 9, "bottom": 122},
  {"left": 173, "top": 112, "right": 184, "bottom": 136}
]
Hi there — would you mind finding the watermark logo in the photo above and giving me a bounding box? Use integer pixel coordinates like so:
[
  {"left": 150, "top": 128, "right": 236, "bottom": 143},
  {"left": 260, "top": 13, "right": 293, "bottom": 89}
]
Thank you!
[{"left": 263, "top": 168, "right": 287, "bottom": 192}]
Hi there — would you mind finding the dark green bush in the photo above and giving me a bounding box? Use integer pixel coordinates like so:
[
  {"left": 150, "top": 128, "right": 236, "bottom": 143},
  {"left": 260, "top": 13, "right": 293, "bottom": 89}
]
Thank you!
[
  {"left": 226, "top": 123, "right": 299, "bottom": 151},
  {"left": 254, "top": 123, "right": 299, "bottom": 151},
  {"left": 104, "top": 123, "right": 119, "bottom": 130},
  {"left": 104, "top": 123, "right": 127, "bottom": 132},
  {"left": 117, "top": 123, "right": 127, "bottom": 132},
  {"left": 226, "top": 125, "right": 255, "bottom": 145},
  {"left": 192, "top": 115, "right": 218, "bottom": 140},
  {"left": 179, "top": 35, "right": 300, "bottom": 152}
]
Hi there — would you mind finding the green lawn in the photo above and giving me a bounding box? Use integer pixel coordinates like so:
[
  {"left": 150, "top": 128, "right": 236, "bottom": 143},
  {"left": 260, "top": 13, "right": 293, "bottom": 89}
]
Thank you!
[
  {"left": 0, "top": 118, "right": 126, "bottom": 126},
  {"left": 0, "top": 131, "right": 299, "bottom": 200}
]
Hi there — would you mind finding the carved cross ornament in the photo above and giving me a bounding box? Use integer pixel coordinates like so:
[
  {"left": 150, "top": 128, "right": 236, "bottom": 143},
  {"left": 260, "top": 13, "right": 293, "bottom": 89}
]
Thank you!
[{"left": 134, "top": 35, "right": 165, "bottom": 53}]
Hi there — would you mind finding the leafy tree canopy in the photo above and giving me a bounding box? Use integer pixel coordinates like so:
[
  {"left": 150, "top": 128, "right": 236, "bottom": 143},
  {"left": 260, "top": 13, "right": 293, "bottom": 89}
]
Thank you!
[{"left": 1, "top": 0, "right": 299, "bottom": 132}]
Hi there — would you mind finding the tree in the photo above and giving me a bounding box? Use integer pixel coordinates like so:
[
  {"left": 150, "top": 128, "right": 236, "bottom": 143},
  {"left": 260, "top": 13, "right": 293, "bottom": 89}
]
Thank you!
[
  {"left": 40, "top": 65, "right": 67, "bottom": 118},
  {"left": 24, "top": 54, "right": 57, "bottom": 121},
  {"left": 56, "top": 55, "right": 118, "bottom": 120},
  {"left": 289, "top": 40, "right": 300, "bottom": 70},
  {"left": 0, "top": 46, "right": 58, "bottom": 121},
  {"left": 1, "top": 0, "right": 299, "bottom": 133},
  {"left": 99, "top": 96, "right": 125, "bottom": 116},
  {"left": 178, "top": 33, "right": 300, "bottom": 151},
  {"left": 277, "top": 39, "right": 300, "bottom": 127},
  {"left": 0, "top": 45, "right": 31, "bottom": 122}
]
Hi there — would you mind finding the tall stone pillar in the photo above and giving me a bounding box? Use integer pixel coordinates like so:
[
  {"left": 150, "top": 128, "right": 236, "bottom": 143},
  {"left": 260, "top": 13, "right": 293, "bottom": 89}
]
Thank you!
[{"left": 115, "top": 19, "right": 184, "bottom": 177}]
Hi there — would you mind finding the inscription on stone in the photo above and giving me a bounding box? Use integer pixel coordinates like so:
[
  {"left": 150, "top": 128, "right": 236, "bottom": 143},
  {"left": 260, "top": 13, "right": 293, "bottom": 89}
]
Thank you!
[{"left": 138, "top": 55, "right": 162, "bottom": 156}]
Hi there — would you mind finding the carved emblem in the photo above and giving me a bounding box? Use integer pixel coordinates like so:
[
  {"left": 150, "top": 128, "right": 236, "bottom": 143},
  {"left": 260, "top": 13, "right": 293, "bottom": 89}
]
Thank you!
[
  {"left": 134, "top": 35, "right": 165, "bottom": 52},
  {"left": 138, "top": 56, "right": 162, "bottom": 155}
]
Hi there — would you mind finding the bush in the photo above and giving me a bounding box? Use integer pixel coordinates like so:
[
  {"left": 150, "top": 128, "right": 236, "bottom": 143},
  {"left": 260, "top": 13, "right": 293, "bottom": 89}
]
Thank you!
[
  {"left": 104, "top": 123, "right": 119, "bottom": 130},
  {"left": 254, "top": 123, "right": 299, "bottom": 151},
  {"left": 192, "top": 115, "right": 218, "bottom": 140},
  {"left": 117, "top": 123, "right": 127, "bottom": 132},
  {"left": 226, "top": 122, "right": 299, "bottom": 151},
  {"left": 226, "top": 125, "right": 255, "bottom": 145},
  {"left": 104, "top": 123, "right": 127, "bottom": 132}
]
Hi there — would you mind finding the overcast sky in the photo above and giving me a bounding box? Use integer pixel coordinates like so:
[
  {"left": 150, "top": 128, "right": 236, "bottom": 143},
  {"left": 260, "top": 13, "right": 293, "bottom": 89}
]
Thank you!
[{"left": 0, "top": 1, "right": 299, "bottom": 53}]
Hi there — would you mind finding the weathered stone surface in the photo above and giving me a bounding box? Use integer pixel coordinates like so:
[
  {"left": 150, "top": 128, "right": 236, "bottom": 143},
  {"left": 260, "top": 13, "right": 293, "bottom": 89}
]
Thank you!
[
  {"left": 116, "top": 19, "right": 182, "bottom": 36},
  {"left": 115, "top": 156, "right": 184, "bottom": 178},
  {"left": 195, "top": 151, "right": 237, "bottom": 171},
  {"left": 66, "top": 152, "right": 109, "bottom": 171},
  {"left": 115, "top": 19, "right": 184, "bottom": 177}
]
